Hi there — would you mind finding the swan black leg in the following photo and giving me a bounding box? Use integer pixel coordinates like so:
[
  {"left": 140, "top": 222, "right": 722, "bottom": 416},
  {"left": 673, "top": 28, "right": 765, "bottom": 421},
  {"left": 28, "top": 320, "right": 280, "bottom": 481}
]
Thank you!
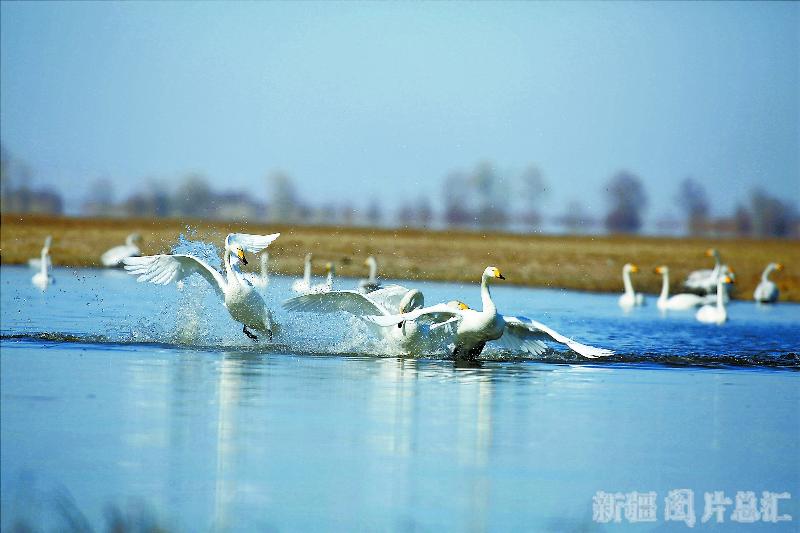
[{"left": 243, "top": 325, "right": 258, "bottom": 340}]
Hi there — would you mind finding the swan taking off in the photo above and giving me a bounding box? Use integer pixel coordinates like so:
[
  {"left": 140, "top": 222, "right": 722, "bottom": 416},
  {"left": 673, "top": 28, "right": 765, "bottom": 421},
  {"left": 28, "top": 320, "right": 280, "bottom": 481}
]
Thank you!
[
  {"left": 753, "top": 263, "right": 783, "bottom": 303},
  {"left": 696, "top": 275, "right": 734, "bottom": 324},
  {"left": 358, "top": 256, "right": 382, "bottom": 293},
  {"left": 365, "top": 267, "right": 614, "bottom": 361},
  {"left": 654, "top": 266, "right": 706, "bottom": 311},
  {"left": 101, "top": 233, "right": 142, "bottom": 267},
  {"left": 291, "top": 253, "right": 313, "bottom": 294},
  {"left": 31, "top": 236, "right": 54, "bottom": 290},
  {"left": 684, "top": 248, "right": 733, "bottom": 294},
  {"left": 283, "top": 285, "right": 456, "bottom": 354},
  {"left": 618, "top": 263, "right": 645, "bottom": 309},
  {"left": 123, "top": 232, "right": 280, "bottom": 340}
]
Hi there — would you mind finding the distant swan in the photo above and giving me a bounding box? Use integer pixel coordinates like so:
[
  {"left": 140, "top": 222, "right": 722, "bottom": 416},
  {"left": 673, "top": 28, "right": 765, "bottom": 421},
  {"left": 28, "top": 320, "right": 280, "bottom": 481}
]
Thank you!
[
  {"left": 358, "top": 256, "right": 381, "bottom": 293},
  {"left": 753, "top": 263, "right": 783, "bottom": 303},
  {"left": 31, "top": 236, "right": 54, "bottom": 290},
  {"left": 241, "top": 252, "right": 270, "bottom": 289},
  {"left": 291, "top": 253, "right": 313, "bottom": 294},
  {"left": 654, "top": 266, "right": 705, "bottom": 311},
  {"left": 308, "top": 262, "right": 335, "bottom": 294},
  {"left": 124, "top": 232, "right": 280, "bottom": 340},
  {"left": 27, "top": 236, "right": 52, "bottom": 270},
  {"left": 684, "top": 248, "right": 733, "bottom": 294},
  {"left": 696, "top": 275, "right": 734, "bottom": 324},
  {"left": 365, "top": 267, "right": 614, "bottom": 361},
  {"left": 618, "top": 263, "right": 645, "bottom": 309},
  {"left": 101, "top": 233, "right": 142, "bottom": 267}
]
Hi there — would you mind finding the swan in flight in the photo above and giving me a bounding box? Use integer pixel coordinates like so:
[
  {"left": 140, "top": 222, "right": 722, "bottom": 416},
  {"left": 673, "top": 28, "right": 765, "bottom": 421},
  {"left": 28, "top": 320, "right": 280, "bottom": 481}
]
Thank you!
[
  {"left": 308, "top": 262, "right": 335, "bottom": 294},
  {"left": 31, "top": 236, "right": 54, "bottom": 290},
  {"left": 365, "top": 267, "right": 614, "bottom": 361},
  {"left": 618, "top": 263, "right": 645, "bottom": 309},
  {"left": 684, "top": 248, "right": 733, "bottom": 294},
  {"left": 696, "top": 275, "right": 734, "bottom": 324},
  {"left": 240, "top": 252, "right": 270, "bottom": 289},
  {"left": 358, "top": 256, "right": 381, "bottom": 293},
  {"left": 101, "top": 233, "right": 142, "bottom": 267},
  {"left": 753, "top": 263, "right": 783, "bottom": 303},
  {"left": 654, "top": 266, "right": 706, "bottom": 311},
  {"left": 284, "top": 284, "right": 457, "bottom": 353},
  {"left": 27, "top": 236, "right": 53, "bottom": 270},
  {"left": 123, "top": 232, "right": 280, "bottom": 340},
  {"left": 291, "top": 253, "right": 313, "bottom": 294}
]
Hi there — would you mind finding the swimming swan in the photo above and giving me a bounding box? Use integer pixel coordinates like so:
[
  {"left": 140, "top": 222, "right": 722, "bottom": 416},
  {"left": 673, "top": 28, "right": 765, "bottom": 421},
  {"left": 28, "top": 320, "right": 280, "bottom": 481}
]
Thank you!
[
  {"left": 308, "top": 262, "right": 335, "bottom": 294},
  {"left": 365, "top": 267, "right": 614, "bottom": 361},
  {"left": 654, "top": 266, "right": 705, "bottom": 311},
  {"left": 684, "top": 248, "right": 732, "bottom": 294},
  {"left": 31, "top": 236, "right": 54, "bottom": 290},
  {"left": 618, "top": 263, "right": 645, "bottom": 309},
  {"left": 27, "top": 236, "right": 53, "bottom": 270},
  {"left": 696, "top": 275, "right": 734, "bottom": 324},
  {"left": 284, "top": 284, "right": 456, "bottom": 353},
  {"left": 358, "top": 256, "right": 381, "bottom": 293},
  {"left": 753, "top": 263, "right": 783, "bottom": 303},
  {"left": 240, "top": 252, "right": 270, "bottom": 289},
  {"left": 101, "top": 233, "right": 142, "bottom": 267},
  {"left": 123, "top": 232, "right": 280, "bottom": 340},
  {"left": 291, "top": 253, "right": 313, "bottom": 294}
]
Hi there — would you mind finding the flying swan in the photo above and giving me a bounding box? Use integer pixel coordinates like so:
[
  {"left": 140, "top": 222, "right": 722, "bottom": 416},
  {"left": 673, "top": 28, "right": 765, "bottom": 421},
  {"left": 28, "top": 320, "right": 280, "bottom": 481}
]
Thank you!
[
  {"left": 101, "top": 233, "right": 142, "bottom": 267},
  {"left": 364, "top": 266, "right": 614, "bottom": 361},
  {"left": 31, "top": 236, "right": 54, "bottom": 290},
  {"left": 123, "top": 232, "right": 280, "bottom": 340},
  {"left": 618, "top": 263, "right": 645, "bottom": 309},
  {"left": 753, "top": 263, "right": 783, "bottom": 303},
  {"left": 654, "top": 266, "right": 708, "bottom": 311}
]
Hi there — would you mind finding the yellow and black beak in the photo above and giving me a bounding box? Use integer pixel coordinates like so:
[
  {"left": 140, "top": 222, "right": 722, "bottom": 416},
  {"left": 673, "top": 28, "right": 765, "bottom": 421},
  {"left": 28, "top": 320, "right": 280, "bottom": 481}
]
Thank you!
[
  {"left": 630, "top": 265, "right": 639, "bottom": 273},
  {"left": 237, "top": 249, "right": 248, "bottom": 265},
  {"left": 496, "top": 270, "right": 506, "bottom": 280},
  {"left": 723, "top": 275, "right": 734, "bottom": 284},
  {"left": 457, "top": 301, "right": 470, "bottom": 310}
]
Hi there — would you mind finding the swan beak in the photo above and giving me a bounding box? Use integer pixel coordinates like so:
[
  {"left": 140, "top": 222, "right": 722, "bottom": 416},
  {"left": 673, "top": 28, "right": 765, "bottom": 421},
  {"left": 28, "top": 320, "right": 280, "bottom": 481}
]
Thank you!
[
  {"left": 237, "top": 249, "right": 248, "bottom": 265},
  {"left": 723, "top": 275, "right": 734, "bottom": 284},
  {"left": 705, "top": 249, "right": 714, "bottom": 256},
  {"left": 776, "top": 263, "right": 784, "bottom": 271},
  {"left": 654, "top": 266, "right": 663, "bottom": 274},
  {"left": 457, "top": 302, "right": 469, "bottom": 310},
  {"left": 495, "top": 270, "right": 505, "bottom": 280},
  {"left": 630, "top": 265, "right": 639, "bottom": 273}
]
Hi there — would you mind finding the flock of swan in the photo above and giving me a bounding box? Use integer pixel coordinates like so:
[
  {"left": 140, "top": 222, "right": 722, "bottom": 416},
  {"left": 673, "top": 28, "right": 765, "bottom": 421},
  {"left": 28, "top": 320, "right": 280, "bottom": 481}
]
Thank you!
[
  {"left": 617, "top": 248, "right": 784, "bottom": 324},
  {"left": 27, "top": 234, "right": 786, "bottom": 358}
]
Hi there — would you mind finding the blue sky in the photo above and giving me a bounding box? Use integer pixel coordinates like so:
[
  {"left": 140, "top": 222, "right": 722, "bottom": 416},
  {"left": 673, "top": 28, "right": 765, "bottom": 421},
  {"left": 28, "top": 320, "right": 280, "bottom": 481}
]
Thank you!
[{"left": 1, "top": 1, "right": 798, "bottom": 220}]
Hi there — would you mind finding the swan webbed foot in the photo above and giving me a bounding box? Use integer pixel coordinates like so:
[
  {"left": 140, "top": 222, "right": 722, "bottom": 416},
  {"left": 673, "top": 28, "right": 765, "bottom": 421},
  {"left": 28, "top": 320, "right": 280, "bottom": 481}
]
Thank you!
[
  {"left": 243, "top": 325, "right": 258, "bottom": 341},
  {"left": 452, "top": 342, "right": 486, "bottom": 365}
]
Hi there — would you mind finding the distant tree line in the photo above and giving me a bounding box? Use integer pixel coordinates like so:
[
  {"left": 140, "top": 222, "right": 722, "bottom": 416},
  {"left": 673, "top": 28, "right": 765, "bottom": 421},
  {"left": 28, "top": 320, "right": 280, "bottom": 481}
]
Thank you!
[{"left": 1, "top": 145, "right": 797, "bottom": 238}]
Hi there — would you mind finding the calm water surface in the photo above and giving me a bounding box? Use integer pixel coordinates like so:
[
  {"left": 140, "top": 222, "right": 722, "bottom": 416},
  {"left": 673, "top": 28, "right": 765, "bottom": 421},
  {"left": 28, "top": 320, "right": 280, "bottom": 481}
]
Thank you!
[{"left": 1, "top": 265, "right": 798, "bottom": 531}]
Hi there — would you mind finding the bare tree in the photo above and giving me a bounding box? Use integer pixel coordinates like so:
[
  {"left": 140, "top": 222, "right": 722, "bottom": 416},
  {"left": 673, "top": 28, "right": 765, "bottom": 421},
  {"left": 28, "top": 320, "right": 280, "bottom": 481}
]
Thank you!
[
  {"left": 174, "top": 174, "right": 213, "bottom": 218},
  {"left": 442, "top": 170, "right": 472, "bottom": 228},
  {"left": 519, "top": 165, "right": 548, "bottom": 229},
  {"left": 366, "top": 198, "right": 382, "bottom": 227},
  {"left": 675, "top": 177, "right": 709, "bottom": 236},
  {"left": 82, "top": 178, "right": 115, "bottom": 216},
  {"left": 604, "top": 171, "right": 648, "bottom": 234},
  {"left": 749, "top": 188, "right": 796, "bottom": 238},
  {"left": 267, "top": 171, "right": 300, "bottom": 222}
]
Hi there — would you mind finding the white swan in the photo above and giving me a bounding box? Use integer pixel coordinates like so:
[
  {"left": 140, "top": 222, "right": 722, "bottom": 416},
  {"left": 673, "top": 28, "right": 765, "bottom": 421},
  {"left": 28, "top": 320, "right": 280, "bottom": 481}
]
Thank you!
[
  {"left": 654, "top": 266, "right": 706, "bottom": 311},
  {"left": 365, "top": 267, "right": 614, "bottom": 361},
  {"left": 27, "top": 236, "right": 53, "bottom": 270},
  {"left": 618, "top": 263, "right": 645, "bottom": 309},
  {"left": 31, "top": 236, "right": 54, "bottom": 290},
  {"left": 684, "top": 248, "right": 732, "bottom": 294},
  {"left": 358, "top": 256, "right": 381, "bottom": 293},
  {"left": 284, "top": 284, "right": 457, "bottom": 353},
  {"left": 241, "top": 252, "right": 270, "bottom": 289},
  {"left": 308, "top": 262, "right": 335, "bottom": 294},
  {"left": 753, "top": 263, "right": 783, "bottom": 303},
  {"left": 123, "top": 232, "right": 280, "bottom": 340},
  {"left": 696, "top": 275, "right": 734, "bottom": 324},
  {"left": 291, "top": 253, "right": 313, "bottom": 294},
  {"left": 101, "top": 233, "right": 142, "bottom": 267}
]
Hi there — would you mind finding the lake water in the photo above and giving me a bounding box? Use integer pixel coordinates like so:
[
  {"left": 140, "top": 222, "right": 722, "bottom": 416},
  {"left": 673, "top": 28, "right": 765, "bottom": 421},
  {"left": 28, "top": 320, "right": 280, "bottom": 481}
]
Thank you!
[{"left": 1, "top": 264, "right": 798, "bottom": 531}]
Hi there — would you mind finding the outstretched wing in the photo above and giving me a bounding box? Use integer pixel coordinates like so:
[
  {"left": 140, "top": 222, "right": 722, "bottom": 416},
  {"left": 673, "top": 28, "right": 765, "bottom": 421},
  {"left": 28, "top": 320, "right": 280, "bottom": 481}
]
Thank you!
[
  {"left": 364, "top": 303, "right": 461, "bottom": 327},
  {"left": 365, "top": 284, "right": 414, "bottom": 312},
  {"left": 283, "top": 290, "right": 385, "bottom": 316},
  {"left": 123, "top": 254, "right": 226, "bottom": 298},
  {"left": 502, "top": 315, "right": 613, "bottom": 359},
  {"left": 226, "top": 233, "right": 280, "bottom": 254}
]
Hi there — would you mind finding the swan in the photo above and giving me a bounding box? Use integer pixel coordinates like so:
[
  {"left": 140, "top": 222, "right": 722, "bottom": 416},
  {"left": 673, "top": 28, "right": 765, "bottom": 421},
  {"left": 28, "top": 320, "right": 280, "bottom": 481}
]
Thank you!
[
  {"left": 31, "top": 236, "right": 54, "bottom": 290},
  {"left": 684, "top": 248, "right": 732, "bottom": 294},
  {"left": 618, "top": 263, "right": 645, "bottom": 309},
  {"left": 240, "top": 252, "right": 270, "bottom": 289},
  {"left": 753, "top": 263, "right": 783, "bottom": 303},
  {"left": 101, "top": 233, "right": 142, "bottom": 267},
  {"left": 358, "top": 256, "right": 381, "bottom": 293},
  {"left": 654, "top": 266, "right": 706, "bottom": 311},
  {"left": 123, "top": 232, "right": 280, "bottom": 340},
  {"left": 365, "top": 267, "right": 614, "bottom": 361},
  {"left": 696, "top": 275, "right": 734, "bottom": 324},
  {"left": 283, "top": 284, "right": 457, "bottom": 353},
  {"left": 291, "top": 253, "right": 313, "bottom": 294},
  {"left": 27, "top": 236, "right": 53, "bottom": 270},
  {"left": 307, "top": 262, "right": 335, "bottom": 294}
]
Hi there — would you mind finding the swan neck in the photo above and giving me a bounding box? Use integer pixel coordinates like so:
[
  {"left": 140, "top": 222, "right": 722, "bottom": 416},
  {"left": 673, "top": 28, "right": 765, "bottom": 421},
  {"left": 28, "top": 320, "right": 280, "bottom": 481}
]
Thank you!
[
  {"left": 40, "top": 249, "right": 48, "bottom": 275},
  {"left": 369, "top": 261, "right": 377, "bottom": 281},
  {"left": 480, "top": 275, "right": 496, "bottom": 313},
  {"left": 761, "top": 265, "right": 773, "bottom": 283},
  {"left": 659, "top": 272, "right": 669, "bottom": 300},
  {"left": 622, "top": 269, "right": 634, "bottom": 295},
  {"left": 261, "top": 254, "right": 269, "bottom": 277},
  {"left": 224, "top": 249, "right": 236, "bottom": 285},
  {"left": 716, "top": 279, "right": 725, "bottom": 309},
  {"left": 326, "top": 269, "right": 333, "bottom": 288},
  {"left": 303, "top": 257, "right": 311, "bottom": 283}
]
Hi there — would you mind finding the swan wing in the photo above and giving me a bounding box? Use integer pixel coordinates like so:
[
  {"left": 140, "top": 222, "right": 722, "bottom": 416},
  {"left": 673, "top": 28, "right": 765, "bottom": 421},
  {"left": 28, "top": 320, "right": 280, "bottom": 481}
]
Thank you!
[
  {"left": 123, "top": 254, "right": 226, "bottom": 298},
  {"left": 502, "top": 315, "right": 614, "bottom": 359},
  {"left": 364, "top": 303, "right": 461, "bottom": 327},
  {"left": 364, "top": 284, "right": 416, "bottom": 312},
  {"left": 283, "top": 290, "right": 385, "bottom": 316},
  {"left": 226, "top": 232, "right": 281, "bottom": 254}
]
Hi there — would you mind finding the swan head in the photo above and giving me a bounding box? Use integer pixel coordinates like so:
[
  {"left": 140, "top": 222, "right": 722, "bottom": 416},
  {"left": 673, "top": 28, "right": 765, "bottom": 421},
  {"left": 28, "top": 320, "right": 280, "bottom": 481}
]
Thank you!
[
  {"left": 654, "top": 265, "right": 668, "bottom": 275},
  {"left": 126, "top": 233, "right": 142, "bottom": 246},
  {"left": 722, "top": 275, "right": 734, "bottom": 285},
  {"left": 227, "top": 243, "right": 248, "bottom": 265},
  {"left": 447, "top": 300, "right": 470, "bottom": 310},
  {"left": 706, "top": 248, "right": 720, "bottom": 260},
  {"left": 365, "top": 256, "right": 377, "bottom": 267},
  {"left": 325, "top": 262, "right": 334, "bottom": 274},
  {"left": 624, "top": 263, "right": 639, "bottom": 274},
  {"left": 484, "top": 266, "right": 505, "bottom": 280},
  {"left": 305, "top": 253, "right": 312, "bottom": 262},
  {"left": 773, "top": 263, "right": 784, "bottom": 272}
]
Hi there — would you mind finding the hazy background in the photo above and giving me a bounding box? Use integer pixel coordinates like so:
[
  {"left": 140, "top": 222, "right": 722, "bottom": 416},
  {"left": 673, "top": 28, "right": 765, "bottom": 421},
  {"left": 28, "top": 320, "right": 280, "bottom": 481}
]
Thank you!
[{"left": 1, "top": 1, "right": 798, "bottom": 236}]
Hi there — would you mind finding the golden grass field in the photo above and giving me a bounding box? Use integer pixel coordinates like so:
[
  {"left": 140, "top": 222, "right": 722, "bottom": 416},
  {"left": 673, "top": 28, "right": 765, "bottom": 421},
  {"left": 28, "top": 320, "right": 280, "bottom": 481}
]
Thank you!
[{"left": 2, "top": 214, "right": 799, "bottom": 301}]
